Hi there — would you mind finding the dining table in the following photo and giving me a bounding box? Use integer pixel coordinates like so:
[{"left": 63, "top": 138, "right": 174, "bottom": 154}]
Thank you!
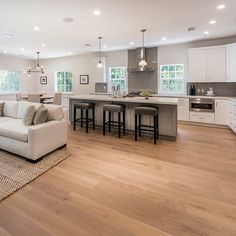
[{"left": 21, "top": 95, "right": 55, "bottom": 103}]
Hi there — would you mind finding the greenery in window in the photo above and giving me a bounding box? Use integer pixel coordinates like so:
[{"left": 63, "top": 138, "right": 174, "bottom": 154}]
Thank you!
[
  {"left": 109, "top": 67, "right": 127, "bottom": 93},
  {"left": 160, "top": 64, "right": 184, "bottom": 94},
  {"left": 55, "top": 71, "right": 73, "bottom": 92},
  {"left": 0, "top": 70, "right": 20, "bottom": 93}
]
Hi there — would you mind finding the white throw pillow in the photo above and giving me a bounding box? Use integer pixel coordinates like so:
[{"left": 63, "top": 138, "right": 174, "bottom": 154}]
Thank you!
[
  {"left": 18, "top": 101, "right": 41, "bottom": 119},
  {"left": 3, "top": 101, "right": 19, "bottom": 118},
  {"left": 22, "top": 105, "right": 36, "bottom": 126},
  {"left": 44, "top": 104, "right": 64, "bottom": 121}
]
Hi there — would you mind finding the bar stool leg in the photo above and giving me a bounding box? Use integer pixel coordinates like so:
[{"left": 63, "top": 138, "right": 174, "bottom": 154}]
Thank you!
[
  {"left": 156, "top": 115, "right": 159, "bottom": 140},
  {"left": 118, "top": 112, "right": 121, "bottom": 138},
  {"left": 123, "top": 110, "right": 125, "bottom": 134},
  {"left": 135, "top": 114, "right": 138, "bottom": 141},
  {"left": 92, "top": 106, "right": 95, "bottom": 129},
  {"left": 103, "top": 110, "right": 106, "bottom": 136},
  {"left": 74, "top": 107, "right": 76, "bottom": 131},
  {"left": 139, "top": 114, "right": 142, "bottom": 137},
  {"left": 81, "top": 109, "right": 83, "bottom": 128},
  {"left": 86, "top": 109, "right": 88, "bottom": 133},
  {"left": 108, "top": 112, "right": 111, "bottom": 132},
  {"left": 154, "top": 115, "right": 157, "bottom": 144}
]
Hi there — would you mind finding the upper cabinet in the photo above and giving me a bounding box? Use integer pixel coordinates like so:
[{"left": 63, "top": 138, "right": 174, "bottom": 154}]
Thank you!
[
  {"left": 227, "top": 44, "right": 236, "bottom": 82},
  {"left": 188, "top": 46, "right": 226, "bottom": 82}
]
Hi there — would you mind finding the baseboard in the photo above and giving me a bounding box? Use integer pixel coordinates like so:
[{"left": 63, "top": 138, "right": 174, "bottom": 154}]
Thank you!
[{"left": 178, "top": 121, "right": 230, "bottom": 129}]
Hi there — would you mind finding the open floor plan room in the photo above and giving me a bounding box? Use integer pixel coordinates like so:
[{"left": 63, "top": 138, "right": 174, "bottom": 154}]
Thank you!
[{"left": 0, "top": 0, "right": 236, "bottom": 235}]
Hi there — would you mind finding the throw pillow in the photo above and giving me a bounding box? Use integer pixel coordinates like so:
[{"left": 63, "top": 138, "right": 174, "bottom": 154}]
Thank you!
[
  {"left": 22, "top": 105, "right": 36, "bottom": 126},
  {"left": 33, "top": 105, "right": 48, "bottom": 125},
  {"left": 0, "top": 102, "right": 5, "bottom": 116}
]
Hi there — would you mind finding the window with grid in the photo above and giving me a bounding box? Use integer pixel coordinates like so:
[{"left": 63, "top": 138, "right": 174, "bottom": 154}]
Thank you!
[
  {"left": 55, "top": 71, "right": 73, "bottom": 93},
  {"left": 159, "top": 64, "right": 184, "bottom": 94},
  {"left": 0, "top": 70, "right": 21, "bottom": 93}
]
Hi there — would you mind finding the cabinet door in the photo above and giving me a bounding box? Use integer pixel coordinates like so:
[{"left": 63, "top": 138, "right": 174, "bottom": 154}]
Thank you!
[
  {"left": 178, "top": 98, "right": 189, "bottom": 121},
  {"left": 207, "top": 47, "right": 226, "bottom": 82},
  {"left": 227, "top": 44, "right": 236, "bottom": 82},
  {"left": 215, "top": 99, "right": 229, "bottom": 125},
  {"left": 188, "top": 49, "right": 207, "bottom": 82}
]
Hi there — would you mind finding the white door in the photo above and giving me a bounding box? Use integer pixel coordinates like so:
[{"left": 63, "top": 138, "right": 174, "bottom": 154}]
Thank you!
[
  {"left": 215, "top": 99, "right": 229, "bottom": 125},
  {"left": 207, "top": 47, "right": 226, "bottom": 82},
  {"left": 188, "top": 49, "right": 207, "bottom": 82},
  {"left": 227, "top": 44, "right": 236, "bottom": 82}
]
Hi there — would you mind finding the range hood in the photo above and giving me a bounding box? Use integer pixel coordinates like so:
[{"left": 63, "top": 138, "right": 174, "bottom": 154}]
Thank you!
[{"left": 128, "top": 47, "right": 155, "bottom": 73}]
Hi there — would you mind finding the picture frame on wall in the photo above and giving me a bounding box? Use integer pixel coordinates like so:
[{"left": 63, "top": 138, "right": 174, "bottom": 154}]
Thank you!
[
  {"left": 80, "top": 75, "right": 89, "bottom": 84},
  {"left": 40, "top": 76, "right": 47, "bottom": 85}
]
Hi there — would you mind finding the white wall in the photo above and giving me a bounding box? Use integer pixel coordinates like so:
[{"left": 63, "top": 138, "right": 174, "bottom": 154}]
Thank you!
[
  {"left": 34, "top": 54, "right": 106, "bottom": 95},
  {"left": 0, "top": 54, "right": 35, "bottom": 93}
]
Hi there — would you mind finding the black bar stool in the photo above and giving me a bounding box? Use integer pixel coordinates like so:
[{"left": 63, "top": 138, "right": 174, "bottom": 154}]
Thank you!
[
  {"left": 134, "top": 106, "right": 159, "bottom": 144},
  {"left": 73, "top": 102, "right": 95, "bottom": 133},
  {"left": 103, "top": 104, "right": 125, "bottom": 138}
]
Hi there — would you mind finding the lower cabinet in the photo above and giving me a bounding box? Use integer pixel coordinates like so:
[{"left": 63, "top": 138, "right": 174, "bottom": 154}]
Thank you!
[
  {"left": 190, "top": 112, "right": 215, "bottom": 123},
  {"left": 178, "top": 98, "right": 189, "bottom": 121},
  {"left": 229, "top": 100, "right": 236, "bottom": 133},
  {"left": 215, "top": 99, "right": 229, "bottom": 125}
]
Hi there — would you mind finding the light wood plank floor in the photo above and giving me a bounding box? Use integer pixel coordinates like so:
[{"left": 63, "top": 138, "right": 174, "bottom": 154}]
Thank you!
[{"left": 0, "top": 124, "right": 236, "bottom": 236}]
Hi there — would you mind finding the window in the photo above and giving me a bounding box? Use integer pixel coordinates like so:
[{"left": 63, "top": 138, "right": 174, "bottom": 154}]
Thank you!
[
  {"left": 0, "top": 70, "right": 21, "bottom": 93},
  {"left": 159, "top": 64, "right": 184, "bottom": 94},
  {"left": 109, "top": 67, "right": 127, "bottom": 94},
  {"left": 55, "top": 71, "right": 73, "bottom": 93}
]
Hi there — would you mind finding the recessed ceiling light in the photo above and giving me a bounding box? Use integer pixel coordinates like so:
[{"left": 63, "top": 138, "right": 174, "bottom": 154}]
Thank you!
[
  {"left": 63, "top": 17, "right": 74, "bottom": 23},
  {"left": 3, "top": 50, "right": 7, "bottom": 54},
  {"left": 34, "top": 26, "right": 40, "bottom": 31},
  {"left": 3, "top": 34, "right": 13, "bottom": 38},
  {"left": 203, "top": 31, "right": 210, "bottom": 36},
  {"left": 20, "top": 47, "right": 24, "bottom": 51},
  {"left": 217, "top": 4, "right": 225, "bottom": 10},
  {"left": 130, "top": 42, "right": 134, "bottom": 45},
  {"left": 162, "top": 37, "right": 167, "bottom": 41},
  {"left": 94, "top": 10, "right": 100, "bottom": 15},
  {"left": 209, "top": 20, "right": 216, "bottom": 24},
  {"left": 103, "top": 45, "right": 107, "bottom": 48},
  {"left": 68, "top": 52, "right": 72, "bottom": 55},
  {"left": 41, "top": 43, "right": 45, "bottom": 47}
]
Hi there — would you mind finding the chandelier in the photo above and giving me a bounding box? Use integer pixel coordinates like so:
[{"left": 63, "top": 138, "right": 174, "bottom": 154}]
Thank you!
[{"left": 27, "top": 52, "right": 45, "bottom": 76}]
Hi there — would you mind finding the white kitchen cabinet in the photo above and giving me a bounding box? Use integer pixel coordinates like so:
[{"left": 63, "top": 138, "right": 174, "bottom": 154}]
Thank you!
[
  {"left": 207, "top": 47, "right": 226, "bottom": 82},
  {"left": 188, "top": 46, "right": 227, "bottom": 82},
  {"left": 178, "top": 98, "right": 189, "bottom": 121},
  {"left": 227, "top": 44, "right": 236, "bottom": 82},
  {"left": 190, "top": 112, "right": 215, "bottom": 124},
  {"left": 188, "top": 49, "right": 207, "bottom": 82},
  {"left": 215, "top": 99, "right": 229, "bottom": 125}
]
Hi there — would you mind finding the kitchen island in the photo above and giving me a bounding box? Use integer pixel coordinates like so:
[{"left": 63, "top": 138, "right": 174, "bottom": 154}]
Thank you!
[{"left": 69, "top": 95, "right": 178, "bottom": 139}]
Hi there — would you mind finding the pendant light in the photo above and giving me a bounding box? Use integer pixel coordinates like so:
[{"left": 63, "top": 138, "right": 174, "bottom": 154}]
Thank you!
[
  {"left": 139, "top": 29, "right": 147, "bottom": 67},
  {"left": 26, "top": 52, "right": 45, "bottom": 76},
  {"left": 97, "top": 36, "right": 103, "bottom": 68}
]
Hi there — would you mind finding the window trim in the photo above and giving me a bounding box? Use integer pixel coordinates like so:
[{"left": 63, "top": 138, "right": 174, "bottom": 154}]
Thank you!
[{"left": 158, "top": 63, "right": 185, "bottom": 95}]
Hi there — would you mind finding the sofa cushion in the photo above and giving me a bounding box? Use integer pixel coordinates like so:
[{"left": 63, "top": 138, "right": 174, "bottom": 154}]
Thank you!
[
  {"left": 0, "top": 102, "right": 4, "bottom": 116},
  {"left": 22, "top": 105, "right": 36, "bottom": 126},
  {"left": 33, "top": 105, "right": 48, "bottom": 125},
  {"left": 0, "top": 119, "right": 29, "bottom": 142},
  {"left": 18, "top": 101, "right": 42, "bottom": 119},
  {"left": 3, "top": 101, "right": 19, "bottom": 118},
  {"left": 44, "top": 104, "right": 64, "bottom": 121},
  {"left": 0, "top": 117, "right": 15, "bottom": 123}
]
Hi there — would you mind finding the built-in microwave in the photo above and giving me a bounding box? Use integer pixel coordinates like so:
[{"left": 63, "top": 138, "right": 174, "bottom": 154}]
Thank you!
[{"left": 189, "top": 98, "right": 215, "bottom": 113}]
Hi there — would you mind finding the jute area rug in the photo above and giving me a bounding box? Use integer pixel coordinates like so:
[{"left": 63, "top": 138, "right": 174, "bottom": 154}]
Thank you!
[{"left": 0, "top": 149, "right": 70, "bottom": 202}]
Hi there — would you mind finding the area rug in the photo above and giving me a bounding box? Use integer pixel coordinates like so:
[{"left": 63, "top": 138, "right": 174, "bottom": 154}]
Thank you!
[{"left": 0, "top": 149, "right": 70, "bottom": 202}]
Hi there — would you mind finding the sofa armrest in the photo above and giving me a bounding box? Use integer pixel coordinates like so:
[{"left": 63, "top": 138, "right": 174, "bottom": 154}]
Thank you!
[{"left": 28, "top": 120, "right": 68, "bottom": 160}]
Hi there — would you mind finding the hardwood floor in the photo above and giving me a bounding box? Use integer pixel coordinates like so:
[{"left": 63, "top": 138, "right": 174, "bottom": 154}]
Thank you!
[{"left": 0, "top": 124, "right": 236, "bottom": 236}]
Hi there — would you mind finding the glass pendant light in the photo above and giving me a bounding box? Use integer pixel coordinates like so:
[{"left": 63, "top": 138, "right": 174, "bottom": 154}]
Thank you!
[
  {"left": 139, "top": 29, "right": 147, "bottom": 67},
  {"left": 97, "top": 36, "right": 103, "bottom": 68}
]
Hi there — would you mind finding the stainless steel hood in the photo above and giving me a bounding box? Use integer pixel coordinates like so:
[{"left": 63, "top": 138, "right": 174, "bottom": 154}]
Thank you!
[{"left": 128, "top": 47, "right": 155, "bottom": 73}]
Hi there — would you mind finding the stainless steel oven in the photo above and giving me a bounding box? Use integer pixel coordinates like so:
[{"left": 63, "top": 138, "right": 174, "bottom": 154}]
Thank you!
[{"left": 189, "top": 98, "right": 215, "bottom": 112}]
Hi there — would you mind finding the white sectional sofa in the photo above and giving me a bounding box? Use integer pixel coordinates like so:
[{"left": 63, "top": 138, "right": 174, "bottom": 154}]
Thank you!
[{"left": 0, "top": 101, "right": 68, "bottom": 162}]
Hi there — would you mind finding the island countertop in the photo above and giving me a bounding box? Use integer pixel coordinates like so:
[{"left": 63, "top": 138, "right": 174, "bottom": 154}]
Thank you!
[
  {"left": 69, "top": 95, "right": 178, "bottom": 139},
  {"left": 69, "top": 95, "right": 178, "bottom": 105}
]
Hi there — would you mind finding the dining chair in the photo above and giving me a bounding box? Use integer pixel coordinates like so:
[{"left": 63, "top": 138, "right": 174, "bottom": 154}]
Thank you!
[
  {"left": 54, "top": 92, "right": 62, "bottom": 105},
  {"left": 28, "top": 94, "right": 41, "bottom": 103}
]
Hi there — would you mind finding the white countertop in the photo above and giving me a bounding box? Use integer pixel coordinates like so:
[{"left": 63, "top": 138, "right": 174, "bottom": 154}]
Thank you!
[
  {"left": 69, "top": 95, "right": 178, "bottom": 105},
  {"left": 155, "top": 94, "right": 236, "bottom": 100}
]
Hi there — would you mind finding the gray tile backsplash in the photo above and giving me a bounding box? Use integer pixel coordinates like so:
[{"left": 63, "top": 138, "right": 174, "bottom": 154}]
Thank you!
[{"left": 187, "top": 82, "right": 236, "bottom": 96}]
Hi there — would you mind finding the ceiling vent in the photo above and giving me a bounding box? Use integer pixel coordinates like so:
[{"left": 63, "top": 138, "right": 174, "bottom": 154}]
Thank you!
[{"left": 188, "top": 26, "right": 195, "bottom": 32}]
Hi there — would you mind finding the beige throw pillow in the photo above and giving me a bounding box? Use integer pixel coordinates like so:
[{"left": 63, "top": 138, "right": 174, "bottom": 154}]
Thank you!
[
  {"left": 0, "top": 102, "right": 5, "bottom": 116},
  {"left": 33, "top": 105, "right": 48, "bottom": 125},
  {"left": 22, "top": 105, "right": 36, "bottom": 126}
]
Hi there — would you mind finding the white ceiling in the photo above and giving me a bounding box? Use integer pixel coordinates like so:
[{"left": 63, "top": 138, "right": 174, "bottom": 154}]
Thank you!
[{"left": 1, "top": 0, "right": 236, "bottom": 59}]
